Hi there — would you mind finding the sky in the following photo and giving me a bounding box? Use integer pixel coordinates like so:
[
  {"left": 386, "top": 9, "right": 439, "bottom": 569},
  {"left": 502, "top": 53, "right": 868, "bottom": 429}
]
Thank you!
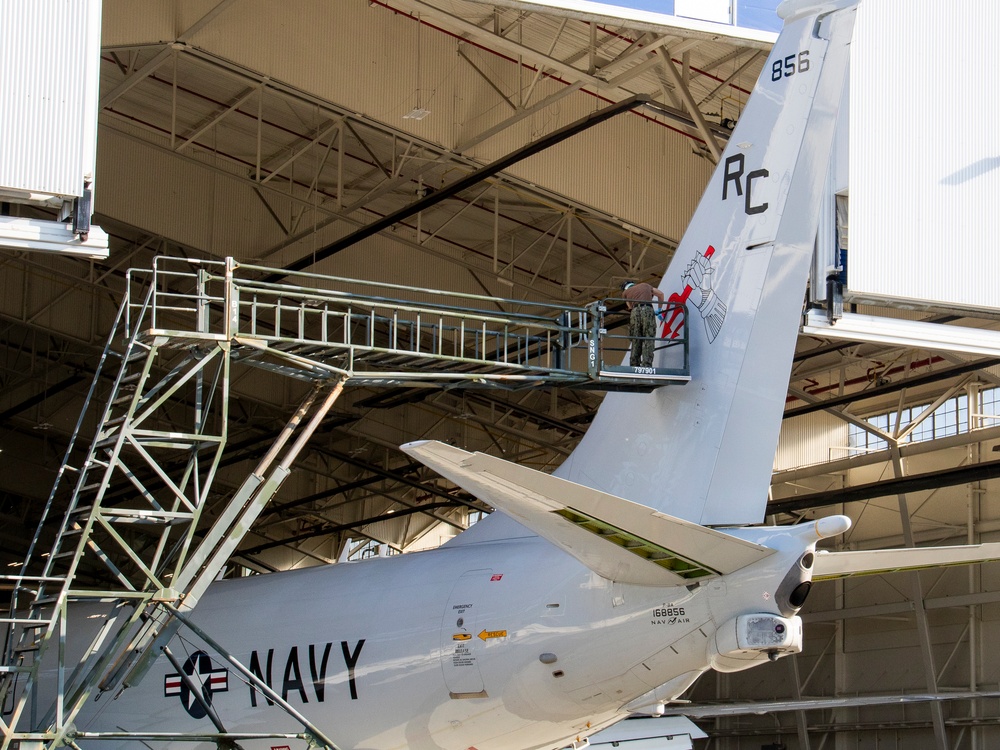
[{"left": 595, "top": 0, "right": 782, "bottom": 32}]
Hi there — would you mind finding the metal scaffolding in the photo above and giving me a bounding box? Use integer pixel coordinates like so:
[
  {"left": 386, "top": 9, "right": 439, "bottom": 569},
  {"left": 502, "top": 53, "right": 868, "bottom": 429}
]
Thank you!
[{"left": 0, "top": 256, "right": 688, "bottom": 749}]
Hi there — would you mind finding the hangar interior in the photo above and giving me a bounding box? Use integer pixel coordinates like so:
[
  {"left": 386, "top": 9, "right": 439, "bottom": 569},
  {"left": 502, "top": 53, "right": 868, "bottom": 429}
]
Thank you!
[{"left": 2, "top": 1, "right": 1000, "bottom": 748}]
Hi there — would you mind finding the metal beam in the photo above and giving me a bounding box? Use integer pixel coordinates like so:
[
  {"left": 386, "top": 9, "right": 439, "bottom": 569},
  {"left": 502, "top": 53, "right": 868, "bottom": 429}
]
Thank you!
[
  {"left": 804, "top": 309, "right": 1000, "bottom": 358},
  {"left": 99, "top": 0, "right": 240, "bottom": 110},
  {"left": 784, "top": 357, "right": 1000, "bottom": 419},
  {"left": 889, "top": 445, "right": 949, "bottom": 750},
  {"left": 769, "top": 458, "right": 1000, "bottom": 515},
  {"left": 654, "top": 50, "right": 722, "bottom": 161},
  {"left": 805, "top": 588, "right": 1000, "bottom": 623},
  {"left": 0, "top": 374, "right": 85, "bottom": 423},
  {"left": 667, "top": 690, "right": 1000, "bottom": 720}
]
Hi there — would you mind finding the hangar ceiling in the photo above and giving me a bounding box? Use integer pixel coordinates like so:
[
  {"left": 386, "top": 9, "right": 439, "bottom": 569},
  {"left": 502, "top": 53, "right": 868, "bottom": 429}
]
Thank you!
[
  {"left": 4, "top": 1, "right": 1000, "bottom": 748},
  {"left": 3, "top": 0, "right": 772, "bottom": 571}
]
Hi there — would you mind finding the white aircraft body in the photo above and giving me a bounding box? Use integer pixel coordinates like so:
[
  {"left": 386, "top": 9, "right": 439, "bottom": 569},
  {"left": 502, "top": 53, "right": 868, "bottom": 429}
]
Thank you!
[{"left": 15, "top": 1, "right": 1000, "bottom": 749}]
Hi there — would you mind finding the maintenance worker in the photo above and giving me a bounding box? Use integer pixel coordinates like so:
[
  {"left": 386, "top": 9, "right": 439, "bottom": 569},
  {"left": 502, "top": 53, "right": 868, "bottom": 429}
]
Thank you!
[{"left": 620, "top": 280, "right": 664, "bottom": 368}]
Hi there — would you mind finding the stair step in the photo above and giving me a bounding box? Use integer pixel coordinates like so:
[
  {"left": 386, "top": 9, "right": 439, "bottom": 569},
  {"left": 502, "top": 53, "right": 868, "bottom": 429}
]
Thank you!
[
  {"left": 0, "top": 618, "right": 48, "bottom": 629},
  {"left": 30, "top": 596, "right": 60, "bottom": 607},
  {"left": 0, "top": 665, "right": 34, "bottom": 673}
]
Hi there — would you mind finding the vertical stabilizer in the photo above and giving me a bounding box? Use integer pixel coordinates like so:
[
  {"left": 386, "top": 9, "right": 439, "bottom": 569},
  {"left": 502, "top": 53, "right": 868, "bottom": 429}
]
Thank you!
[{"left": 556, "top": 1, "right": 858, "bottom": 526}]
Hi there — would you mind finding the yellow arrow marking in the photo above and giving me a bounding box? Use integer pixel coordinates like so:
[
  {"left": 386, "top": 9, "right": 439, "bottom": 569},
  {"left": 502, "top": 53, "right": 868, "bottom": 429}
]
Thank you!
[{"left": 478, "top": 629, "right": 507, "bottom": 641}]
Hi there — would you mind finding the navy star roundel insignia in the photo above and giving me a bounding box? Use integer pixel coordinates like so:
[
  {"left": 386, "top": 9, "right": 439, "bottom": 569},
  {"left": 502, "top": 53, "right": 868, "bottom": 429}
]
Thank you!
[{"left": 164, "top": 650, "right": 229, "bottom": 719}]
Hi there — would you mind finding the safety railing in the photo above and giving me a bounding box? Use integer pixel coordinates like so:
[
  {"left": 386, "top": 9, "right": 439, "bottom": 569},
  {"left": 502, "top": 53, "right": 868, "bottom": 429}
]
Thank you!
[
  {"left": 591, "top": 298, "right": 691, "bottom": 381},
  {"left": 124, "top": 257, "right": 689, "bottom": 388}
]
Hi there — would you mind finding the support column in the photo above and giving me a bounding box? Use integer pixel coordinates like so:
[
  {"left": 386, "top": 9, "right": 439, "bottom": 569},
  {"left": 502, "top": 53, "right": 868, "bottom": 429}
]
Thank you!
[{"left": 890, "top": 444, "right": 949, "bottom": 749}]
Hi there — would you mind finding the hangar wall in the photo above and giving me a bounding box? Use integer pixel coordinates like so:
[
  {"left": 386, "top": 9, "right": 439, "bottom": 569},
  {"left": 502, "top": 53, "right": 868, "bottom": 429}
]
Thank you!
[
  {"left": 848, "top": 0, "right": 1000, "bottom": 312},
  {"left": 775, "top": 412, "right": 849, "bottom": 471}
]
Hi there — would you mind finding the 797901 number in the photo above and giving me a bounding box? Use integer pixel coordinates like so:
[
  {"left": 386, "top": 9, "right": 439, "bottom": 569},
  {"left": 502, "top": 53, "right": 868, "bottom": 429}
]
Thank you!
[{"left": 772, "top": 50, "right": 810, "bottom": 81}]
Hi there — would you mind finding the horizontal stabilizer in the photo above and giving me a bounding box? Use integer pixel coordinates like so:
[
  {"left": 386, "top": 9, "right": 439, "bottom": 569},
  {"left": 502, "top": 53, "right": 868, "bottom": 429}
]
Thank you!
[
  {"left": 588, "top": 716, "right": 706, "bottom": 746},
  {"left": 667, "top": 689, "right": 1000, "bottom": 719},
  {"left": 813, "top": 542, "right": 1000, "bottom": 581},
  {"left": 401, "top": 440, "right": 773, "bottom": 586}
]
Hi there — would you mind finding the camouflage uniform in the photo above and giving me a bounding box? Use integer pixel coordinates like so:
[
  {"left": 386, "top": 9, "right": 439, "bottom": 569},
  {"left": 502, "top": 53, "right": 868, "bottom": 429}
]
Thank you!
[
  {"left": 622, "top": 281, "right": 663, "bottom": 368},
  {"left": 628, "top": 303, "right": 657, "bottom": 367}
]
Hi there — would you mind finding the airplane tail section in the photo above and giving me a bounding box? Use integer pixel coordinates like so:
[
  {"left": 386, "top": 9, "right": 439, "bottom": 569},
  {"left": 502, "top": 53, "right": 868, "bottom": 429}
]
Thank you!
[
  {"left": 555, "top": 0, "right": 859, "bottom": 526},
  {"left": 402, "top": 440, "right": 774, "bottom": 585}
]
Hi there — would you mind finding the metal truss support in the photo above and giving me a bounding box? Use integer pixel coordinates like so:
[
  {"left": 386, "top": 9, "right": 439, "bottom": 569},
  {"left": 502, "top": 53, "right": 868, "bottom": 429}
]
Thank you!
[
  {"left": 98, "top": 41, "right": 680, "bottom": 298},
  {"left": 890, "top": 445, "right": 949, "bottom": 750},
  {"left": 0, "top": 269, "right": 349, "bottom": 749},
  {"left": 273, "top": 94, "right": 652, "bottom": 279},
  {"left": 788, "top": 654, "right": 811, "bottom": 750},
  {"left": 1, "top": 254, "right": 688, "bottom": 750}
]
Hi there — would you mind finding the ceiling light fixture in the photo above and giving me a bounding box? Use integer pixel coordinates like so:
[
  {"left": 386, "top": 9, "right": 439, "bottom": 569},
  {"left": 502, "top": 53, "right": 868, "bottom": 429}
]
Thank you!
[{"left": 404, "top": 13, "right": 430, "bottom": 121}]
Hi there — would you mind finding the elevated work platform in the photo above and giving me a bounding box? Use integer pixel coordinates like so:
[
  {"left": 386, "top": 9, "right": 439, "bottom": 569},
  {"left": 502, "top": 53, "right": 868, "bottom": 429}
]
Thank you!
[
  {"left": 129, "top": 256, "right": 689, "bottom": 391},
  {"left": 0, "top": 256, "right": 688, "bottom": 750}
]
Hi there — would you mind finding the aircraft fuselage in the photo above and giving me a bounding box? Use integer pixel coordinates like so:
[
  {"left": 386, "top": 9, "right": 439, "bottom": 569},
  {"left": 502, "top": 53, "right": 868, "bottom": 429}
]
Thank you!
[{"left": 58, "top": 523, "right": 815, "bottom": 750}]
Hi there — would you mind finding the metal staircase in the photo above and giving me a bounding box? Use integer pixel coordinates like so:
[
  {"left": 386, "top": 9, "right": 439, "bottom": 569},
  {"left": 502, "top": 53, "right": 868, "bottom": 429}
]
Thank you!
[{"left": 0, "top": 256, "right": 689, "bottom": 750}]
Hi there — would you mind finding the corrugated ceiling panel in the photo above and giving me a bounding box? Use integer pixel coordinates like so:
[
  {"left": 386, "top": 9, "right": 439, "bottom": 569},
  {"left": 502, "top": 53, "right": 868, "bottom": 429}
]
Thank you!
[
  {"left": 25, "top": 270, "right": 94, "bottom": 343},
  {"left": 508, "top": 108, "right": 714, "bottom": 244},
  {"left": 100, "top": 0, "right": 174, "bottom": 47},
  {"left": 184, "top": 0, "right": 717, "bottom": 243},
  {"left": 0, "top": 0, "right": 101, "bottom": 198},
  {"left": 849, "top": 0, "right": 1000, "bottom": 312},
  {"left": 319, "top": 233, "right": 518, "bottom": 299},
  {"left": 97, "top": 127, "right": 293, "bottom": 259},
  {"left": 195, "top": 0, "right": 461, "bottom": 148}
]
